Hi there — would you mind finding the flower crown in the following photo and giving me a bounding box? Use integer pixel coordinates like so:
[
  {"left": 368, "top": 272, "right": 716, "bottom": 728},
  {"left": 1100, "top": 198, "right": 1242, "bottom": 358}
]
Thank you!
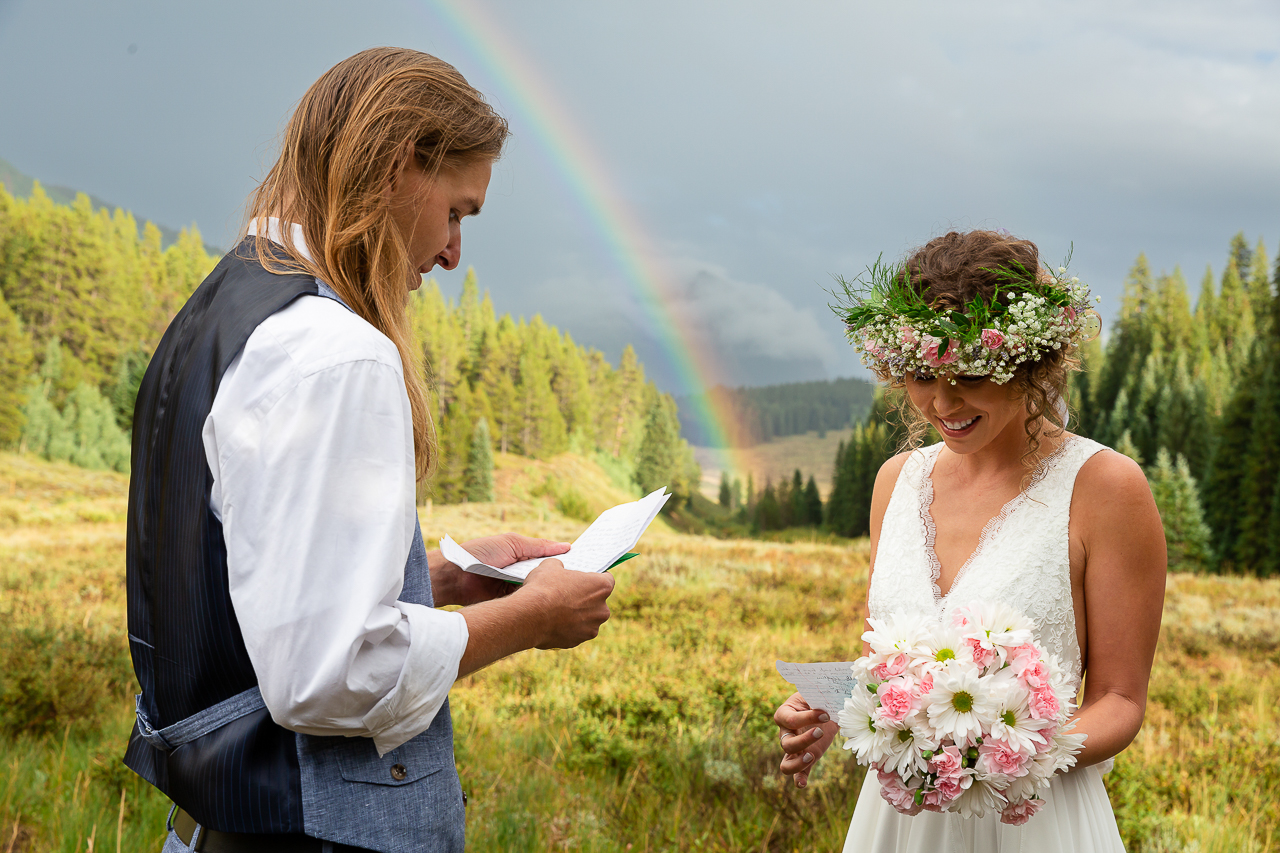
[{"left": 832, "top": 254, "right": 1101, "bottom": 385}]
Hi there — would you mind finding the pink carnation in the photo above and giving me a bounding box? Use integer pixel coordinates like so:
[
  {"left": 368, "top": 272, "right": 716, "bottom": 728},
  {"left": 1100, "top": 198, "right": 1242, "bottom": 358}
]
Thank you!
[
  {"left": 1064, "top": 305, "right": 1077, "bottom": 321},
  {"left": 918, "top": 671, "right": 934, "bottom": 695},
  {"left": 1029, "top": 686, "right": 1061, "bottom": 720},
  {"left": 981, "top": 328, "right": 1005, "bottom": 349},
  {"left": 901, "top": 327, "right": 919, "bottom": 346},
  {"left": 1008, "top": 643, "right": 1040, "bottom": 672},
  {"left": 873, "top": 653, "right": 910, "bottom": 680},
  {"left": 933, "top": 775, "right": 967, "bottom": 803},
  {"left": 1000, "top": 797, "right": 1045, "bottom": 826},
  {"left": 928, "top": 744, "right": 965, "bottom": 780},
  {"left": 977, "top": 738, "right": 1030, "bottom": 779},
  {"left": 864, "top": 338, "right": 881, "bottom": 355},
  {"left": 1020, "top": 660, "right": 1050, "bottom": 691},
  {"left": 964, "top": 637, "right": 998, "bottom": 669},
  {"left": 923, "top": 338, "right": 960, "bottom": 368},
  {"left": 876, "top": 680, "right": 917, "bottom": 723},
  {"left": 877, "top": 771, "right": 923, "bottom": 816}
]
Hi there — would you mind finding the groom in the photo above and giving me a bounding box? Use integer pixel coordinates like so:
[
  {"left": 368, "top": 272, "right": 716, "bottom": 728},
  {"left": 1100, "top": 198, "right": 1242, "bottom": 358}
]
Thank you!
[{"left": 123, "top": 48, "right": 614, "bottom": 853}]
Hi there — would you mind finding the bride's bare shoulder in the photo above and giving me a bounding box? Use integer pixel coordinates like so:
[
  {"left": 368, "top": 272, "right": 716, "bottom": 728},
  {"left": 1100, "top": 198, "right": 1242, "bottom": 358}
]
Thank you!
[
  {"left": 1072, "top": 446, "right": 1163, "bottom": 552},
  {"left": 1075, "top": 446, "right": 1150, "bottom": 498}
]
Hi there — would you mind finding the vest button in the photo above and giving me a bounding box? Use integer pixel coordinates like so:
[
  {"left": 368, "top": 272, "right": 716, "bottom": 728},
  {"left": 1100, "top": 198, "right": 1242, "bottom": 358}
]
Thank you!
[{"left": 390, "top": 763, "right": 408, "bottom": 781}]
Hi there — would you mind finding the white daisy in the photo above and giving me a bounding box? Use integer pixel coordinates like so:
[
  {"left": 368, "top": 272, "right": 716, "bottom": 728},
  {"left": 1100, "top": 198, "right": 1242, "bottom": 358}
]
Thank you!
[
  {"left": 924, "top": 666, "right": 1000, "bottom": 746},
  {"left": 952, "top": 601, "right": 1035, "bottom": 656},
  {"left": 839, "top": 683, "right": 891, "bottom": 766},
  {"left": 876, "top": 722, "right": 926, "bottom": 778},
  {"left": 989, "top": 695, "right": 1056, "bottom": 756},
  {"left": 951, "top": 775, "right": 1008, "bottom": 819},
  {"left": 862, "top": 612, "right": 934, "bottom": 658}
]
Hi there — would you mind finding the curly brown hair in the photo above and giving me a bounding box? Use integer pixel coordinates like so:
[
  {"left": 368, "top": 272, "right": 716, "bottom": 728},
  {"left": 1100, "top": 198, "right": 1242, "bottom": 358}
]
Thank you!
[{"left": 884, "top": 230, "right": 1080, "bottom": 464}]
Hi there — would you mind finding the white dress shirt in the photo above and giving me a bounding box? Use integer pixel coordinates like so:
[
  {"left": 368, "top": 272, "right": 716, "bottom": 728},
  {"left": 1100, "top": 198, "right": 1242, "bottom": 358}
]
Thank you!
[{"left": 201, "top": 219, "right": 468, "bottom": 756}]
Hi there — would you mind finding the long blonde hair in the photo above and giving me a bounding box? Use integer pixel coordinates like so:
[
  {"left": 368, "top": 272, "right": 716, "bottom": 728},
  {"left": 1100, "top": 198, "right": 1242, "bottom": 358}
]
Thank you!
[{"left": 245, "top": 47, "right": 508, "bottom": 479}]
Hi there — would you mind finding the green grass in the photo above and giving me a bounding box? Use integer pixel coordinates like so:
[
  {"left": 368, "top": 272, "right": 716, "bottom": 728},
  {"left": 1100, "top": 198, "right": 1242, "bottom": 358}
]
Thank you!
[{"left": 2, "top": 450, "right": 1278, "bottom": 851}]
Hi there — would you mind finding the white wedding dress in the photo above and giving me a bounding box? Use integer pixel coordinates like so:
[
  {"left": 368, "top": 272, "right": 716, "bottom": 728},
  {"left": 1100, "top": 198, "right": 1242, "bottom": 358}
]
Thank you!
[{"left": 843, "top": 436, "right": 1127, "bottom": 852}]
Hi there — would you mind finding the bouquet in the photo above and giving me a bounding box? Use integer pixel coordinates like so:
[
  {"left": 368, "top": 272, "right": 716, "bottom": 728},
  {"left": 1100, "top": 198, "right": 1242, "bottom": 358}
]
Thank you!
[{"left": 838, "top": 602, "right": 1086, "bottom": 826}]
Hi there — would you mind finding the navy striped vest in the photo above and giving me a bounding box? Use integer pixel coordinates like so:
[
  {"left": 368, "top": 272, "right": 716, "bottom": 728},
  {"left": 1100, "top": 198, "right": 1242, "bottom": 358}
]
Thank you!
[{"left": 124, "top": 243, "right": 464, "bottom": 850}]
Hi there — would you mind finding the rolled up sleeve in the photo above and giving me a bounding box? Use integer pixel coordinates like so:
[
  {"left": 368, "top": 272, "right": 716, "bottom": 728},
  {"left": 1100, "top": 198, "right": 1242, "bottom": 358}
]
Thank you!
[{"left": 207, "top": 330, "right": 466, "bottom": 756}]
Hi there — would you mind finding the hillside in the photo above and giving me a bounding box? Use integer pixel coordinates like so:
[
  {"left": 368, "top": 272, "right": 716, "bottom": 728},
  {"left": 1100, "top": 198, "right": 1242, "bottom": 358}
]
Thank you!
[
  {"left": 691, "top": 428, "right": 853, "bottom": 500},
  {"left": 0, "top": 156, "right": 222, "bottom": 254},
  {"left": 675, "top": 377, "right": 874, "bottom": 448},
  {"left": 2, "top": 449, "right": 1278, "bottom": 851}
]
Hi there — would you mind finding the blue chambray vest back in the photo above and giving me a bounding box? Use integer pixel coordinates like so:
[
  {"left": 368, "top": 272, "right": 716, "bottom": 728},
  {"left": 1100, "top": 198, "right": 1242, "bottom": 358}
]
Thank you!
[{"left": 125, "top": 243, "right": 464, "bottom": 851}]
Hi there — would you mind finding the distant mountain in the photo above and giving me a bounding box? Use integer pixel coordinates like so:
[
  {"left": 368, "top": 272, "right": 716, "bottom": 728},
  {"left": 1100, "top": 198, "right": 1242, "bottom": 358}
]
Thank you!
[
  {"left": 675, "top": 376, "right": 876, "bottom": 448},
  {"left": 0, "top": 156, "right": 222, "bottom": 255}
]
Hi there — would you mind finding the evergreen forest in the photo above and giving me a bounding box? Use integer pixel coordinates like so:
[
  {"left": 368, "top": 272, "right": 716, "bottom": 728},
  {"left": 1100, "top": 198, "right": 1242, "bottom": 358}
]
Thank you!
[{"left": 0, "top": 183, "right": 700, "bottom": 508}]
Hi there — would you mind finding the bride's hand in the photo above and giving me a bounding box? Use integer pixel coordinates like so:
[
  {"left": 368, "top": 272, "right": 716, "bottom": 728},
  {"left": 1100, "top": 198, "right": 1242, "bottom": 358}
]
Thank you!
[{"left": 774, "top": 692, "right": 839, "bottom": 788}]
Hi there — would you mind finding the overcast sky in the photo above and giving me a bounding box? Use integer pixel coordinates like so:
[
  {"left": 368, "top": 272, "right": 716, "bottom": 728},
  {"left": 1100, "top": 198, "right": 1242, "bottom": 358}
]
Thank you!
[{"left": 1, "top": 0, "right": 1277, "bottom": 393}]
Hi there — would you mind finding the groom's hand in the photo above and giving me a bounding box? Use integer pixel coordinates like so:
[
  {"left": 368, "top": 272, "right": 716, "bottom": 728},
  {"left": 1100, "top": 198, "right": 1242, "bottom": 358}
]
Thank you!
[
  {"left": 775, "top": 692, "right": 839, "bottom": 788},
  {"left": 521, "top": 561, "right": 614, "bottom": 649},
  {"left": 431, "top": 533, "right": 571, "bottom": 606}
]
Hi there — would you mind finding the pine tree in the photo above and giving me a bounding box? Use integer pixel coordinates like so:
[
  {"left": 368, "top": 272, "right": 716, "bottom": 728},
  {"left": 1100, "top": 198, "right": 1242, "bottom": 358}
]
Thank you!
[
  {"left": 1201, "top": 371, "right": 1257, "bottom": 569},
  {"left": 803, "top": 475, "right": 823, "bottom": 527},
  {"left": 109, "top": 346, "right": 150, "bottom": 432},
  {"left": 1247, "top": 238, "right": 1272, "bottom": 332},
  {"left": 755, "top": 481, "right": 781, "bottom": 532},
  {"left": 1148, "top": 449, "right": 1211, "bottom": 571},
  {"left": 1217, "top": 259, "right": 1255, "bottom": 367},
  {"left": 718, "top": 470, "right": 731, "bottom": 508},
  {"left": 0, "top": 290, "right": 34, "bottom": 446},
  {"left": 788, "top": 468, "right": 806, "bottom": 527},
  {"left": 464, "top": 417, "right": 495, "bottom": 502},
  {"left": 62, "top": 382, "right": 129, "bottom": 472},
  {"left": 1114, "top": 430, "right": 1144, "bottom": 466},
  {"left": 635, "top": 397, "right": 681, "bottom": 495}
]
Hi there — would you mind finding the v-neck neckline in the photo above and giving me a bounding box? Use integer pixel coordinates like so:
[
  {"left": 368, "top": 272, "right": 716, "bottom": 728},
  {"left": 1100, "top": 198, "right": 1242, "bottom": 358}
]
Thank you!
[{"left": 919, "top": 436, "right": 1073, "bottom": 603}]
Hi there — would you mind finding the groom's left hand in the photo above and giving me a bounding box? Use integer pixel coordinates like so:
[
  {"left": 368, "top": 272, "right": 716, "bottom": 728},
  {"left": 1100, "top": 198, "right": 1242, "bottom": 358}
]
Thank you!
[{"left": 431, "top": 533, "right": 572, "bottom": 607}]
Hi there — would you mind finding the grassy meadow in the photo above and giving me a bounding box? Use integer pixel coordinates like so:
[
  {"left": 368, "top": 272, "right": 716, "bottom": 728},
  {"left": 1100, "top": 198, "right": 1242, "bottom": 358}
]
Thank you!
[{"left": 1, "top": 450, "right": 1278, "bottom": 852}]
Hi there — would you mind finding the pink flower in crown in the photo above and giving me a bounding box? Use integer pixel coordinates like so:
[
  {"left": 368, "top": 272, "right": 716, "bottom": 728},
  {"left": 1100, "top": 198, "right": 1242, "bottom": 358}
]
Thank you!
[
  {"left": 964, "top": 637, "right": 998, "bottom": 669},
  {"left": 864, "top": 338, "right": 882, "bottom": 355},
  {"left": 877, "top": 771, "right": 923, "bottom": 815},
  {"left": 876, "top": 679, "right": 918, "bottom": 723},
  {"left": 928, "top": 744, "right": 965, "bottom": 780},
  {"left": 981, "top": 328, "right": 1005, "bottom": 349},
  {"left": 977, "top": 737, "right": 1030, "bottom": 779},
  {"left": 1000, "top": 797, "right": 1045, "bottom": 826},
  {"left": 1064, "top": 305, "right": 1077, "bottom": 321},
  {"left": 1029, "top": 685, "right": 1061, "bottom": 720},
  {"left": 901, "top": 327, "right": 920, "bottom": 347},
  {"left": 923, "top": 337, "right": 960, "bottom": 368},
  {"left": 874, "top": 652, "right": 910, "bottom": 680}
]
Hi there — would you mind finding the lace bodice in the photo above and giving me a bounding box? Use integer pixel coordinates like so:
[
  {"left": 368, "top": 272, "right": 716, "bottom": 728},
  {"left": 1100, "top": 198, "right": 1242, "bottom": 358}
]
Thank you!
[{"left": 867, "top": 435, "right": 1106, "bottom": 689}]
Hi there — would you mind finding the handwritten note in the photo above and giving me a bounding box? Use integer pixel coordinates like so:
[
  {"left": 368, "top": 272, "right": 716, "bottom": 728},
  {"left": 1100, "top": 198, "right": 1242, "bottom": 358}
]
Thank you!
[{"left": 775, "top": 660, "right": 857, "bottom": 716}]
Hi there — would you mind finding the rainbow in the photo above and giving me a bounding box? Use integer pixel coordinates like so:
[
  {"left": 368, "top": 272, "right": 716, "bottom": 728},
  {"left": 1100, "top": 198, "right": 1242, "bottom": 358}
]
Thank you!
[{"left": 416, "top": 0, "right": 751, "bottom": 485}]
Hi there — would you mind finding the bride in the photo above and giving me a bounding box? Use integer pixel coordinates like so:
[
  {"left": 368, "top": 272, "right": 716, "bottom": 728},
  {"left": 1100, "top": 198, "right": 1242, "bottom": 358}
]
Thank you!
[{"left": 773, "top": 230, "right": 1166, "bottom": 851}]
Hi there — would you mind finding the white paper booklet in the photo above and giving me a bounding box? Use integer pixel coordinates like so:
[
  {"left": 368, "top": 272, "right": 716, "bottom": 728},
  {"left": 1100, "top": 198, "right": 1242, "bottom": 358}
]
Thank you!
[
  {"left": 775, "top": 660, "right": 857, "bottom": 716},
  {"left": 440, "top": 487, "right": 671, "bottom": 583}
]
